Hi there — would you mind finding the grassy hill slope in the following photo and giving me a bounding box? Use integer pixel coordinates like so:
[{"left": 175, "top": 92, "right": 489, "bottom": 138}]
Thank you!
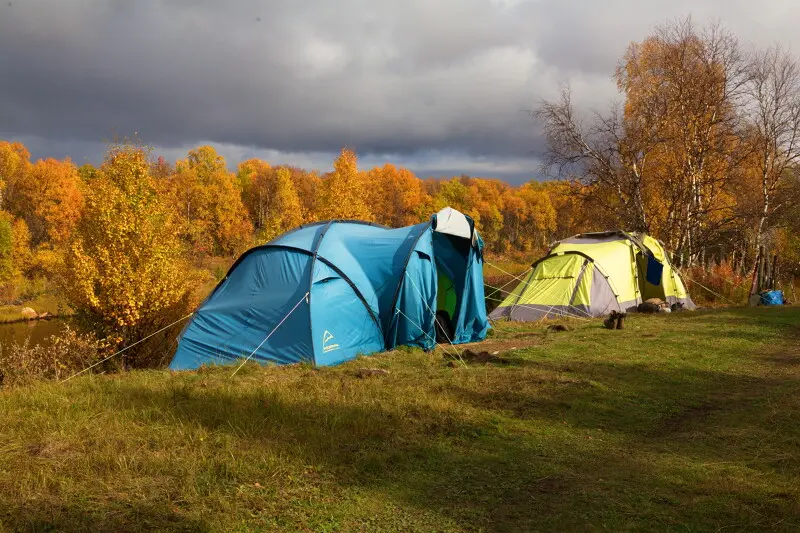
[{"left": 2, "top": 307, "right": 800, "bottom": 532}]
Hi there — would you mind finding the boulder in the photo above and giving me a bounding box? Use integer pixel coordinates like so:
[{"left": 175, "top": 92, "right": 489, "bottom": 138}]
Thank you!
[{"left": 20, "top": 307, "right": 37, "bottom": 320}]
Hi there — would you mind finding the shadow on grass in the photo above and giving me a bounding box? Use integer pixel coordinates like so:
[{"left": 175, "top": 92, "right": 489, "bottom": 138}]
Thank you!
[
  {"left": 5, "top": 306, "right": 800, "bottom": 532},
  {"left": 14, "top": 356, "right": 799, "bottom": 531}
]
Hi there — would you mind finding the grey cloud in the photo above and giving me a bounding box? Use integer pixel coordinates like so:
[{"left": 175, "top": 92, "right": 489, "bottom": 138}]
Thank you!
[{"left": 2, "top": 0, "right": 799, "bottom": 184}]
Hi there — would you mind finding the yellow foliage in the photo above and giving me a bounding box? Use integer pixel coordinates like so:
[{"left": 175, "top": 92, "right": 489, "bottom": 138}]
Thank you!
[
  {"left": 0, "top": 141, "right": 31, "bottom": 209},
  {"left": 61, "top": 144, "right": 197, "bottom": 351},
  {"left": 258, "top": 167, "right": 305, "bottom": 242},
  {"left": 163, "top": 146, "right": 253, "bottom": 256},
  {"left": 316, "top": 149, "right": 373, "bottom": 221}
]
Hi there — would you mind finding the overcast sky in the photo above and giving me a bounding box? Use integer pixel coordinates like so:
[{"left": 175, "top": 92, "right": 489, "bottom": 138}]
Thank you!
[{"left": 2, "top": 0, "right": 799, "bottom": 184}]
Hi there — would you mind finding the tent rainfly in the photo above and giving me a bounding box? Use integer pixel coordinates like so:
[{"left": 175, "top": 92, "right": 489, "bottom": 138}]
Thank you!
[
  {"left": 490, "top": 231, "right": 695, "bottom": 321},
  {"left": 169, "top": 207, "right": 489, "bottom": 370}
]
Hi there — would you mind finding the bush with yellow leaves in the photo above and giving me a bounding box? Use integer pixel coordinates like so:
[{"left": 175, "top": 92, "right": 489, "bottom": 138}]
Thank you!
[{"left": 60, "top": 143, "right": 199, "bottom": 369}]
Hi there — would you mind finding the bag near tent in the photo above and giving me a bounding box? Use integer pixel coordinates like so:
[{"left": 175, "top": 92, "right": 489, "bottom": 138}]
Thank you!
[
  {"left": 169, "top": 208, "right": 490, "bottom": 370},
  {"left": 490, "top": 231, "right": 695, "bottom": 322}
]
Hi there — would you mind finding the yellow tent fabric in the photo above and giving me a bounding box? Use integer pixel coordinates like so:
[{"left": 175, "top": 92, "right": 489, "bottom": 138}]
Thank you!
[{"left": 490, "top": 231, "right": 695, "bottom": 321}]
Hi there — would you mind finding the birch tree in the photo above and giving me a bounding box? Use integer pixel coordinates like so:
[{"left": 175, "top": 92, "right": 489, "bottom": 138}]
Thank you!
[
  {"left": 742, "top": 45, "right": 800, "bottom": 272},
  {"left": 534, "top": 85, "right": 651, "bottom": 232}
]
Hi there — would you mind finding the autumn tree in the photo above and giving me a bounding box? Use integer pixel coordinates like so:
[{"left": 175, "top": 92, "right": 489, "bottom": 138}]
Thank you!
[
  {"left": 0, "top": 211, "right": 31, "bottom": 288},
  {"left": 6, "top": 158, "right": 84, "bottom": 246},
  {"left": 500, "top": 182, "right": 557, "bottom": 252},
  {"left": 0, "top": 141, "right": 31, "bottom": 209},
  {"left": 61, "top": 143, "right": 196, "bottom": 367},
  {"left": 740, "top": 45, "right": 800, "bottom": 272},
  {"left": 537, "top": 18, "right": 747, "bottom": 266},
  {"left": 237, "top": 158, "right": 272, "bottom": 229},
  {"left": 616, "top": 18, "right": 746, "bottom": 264},
  {"left": 466, "top": 179, "right": 506, "bottom": 247},
  {"left": 259, "top": 167, "right": 304, "bottom": 241},
  {"left": 151, "top": 155, "right": 173, "bottom": 180},
  {"left": 535, "top": 86, "right": 652, "bottom": 232},
  {"left": 162, "top": 146, "right": 253, "bottom": 256},
  {"left": 316, "top": 148, "right": 372, "bottom": 221},
  {"left": 289, "top": 167, "right": 322, "bottom": 221},
  {"left": 365, "top": 164, "right": 430, "bottom": 227},
  {"left": 431, "top": 178, "right": 478, "bottom": 219},
  {"left": 78, "top": 163, "right": 101, "bottom": 182}
]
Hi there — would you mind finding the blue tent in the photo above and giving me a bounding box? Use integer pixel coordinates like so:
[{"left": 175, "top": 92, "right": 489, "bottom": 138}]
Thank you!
[{"left": 169, "top": 207, "right": 489, "bottom": 370}]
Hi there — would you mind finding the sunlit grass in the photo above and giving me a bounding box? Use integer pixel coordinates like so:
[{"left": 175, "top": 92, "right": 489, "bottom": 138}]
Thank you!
[{"left": 1, "top": 307, "right": 800, "bottom": 531}]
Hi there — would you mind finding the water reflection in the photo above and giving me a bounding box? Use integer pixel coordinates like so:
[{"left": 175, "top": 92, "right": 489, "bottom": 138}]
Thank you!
[{"left": 0, "top": 319, "right": 65, "bottom": 348}]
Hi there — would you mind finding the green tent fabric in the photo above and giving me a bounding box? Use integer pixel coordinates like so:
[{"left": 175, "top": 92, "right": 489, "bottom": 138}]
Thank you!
[
  {"left": 437, "top": 270, "right": 457, "bottom": 318},
  {"left": 489, "top": 231, "right": 695, "bottom": 321}
]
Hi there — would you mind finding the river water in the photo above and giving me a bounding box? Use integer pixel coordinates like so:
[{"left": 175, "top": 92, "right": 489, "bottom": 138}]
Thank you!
[{"left": 0, "top": 319, "right": 65, "bottom": 348}]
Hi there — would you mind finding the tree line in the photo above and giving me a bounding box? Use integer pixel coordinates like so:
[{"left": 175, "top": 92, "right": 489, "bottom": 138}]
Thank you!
[{"left": 0, "top": 17, "right": 799, "bottom": 371}]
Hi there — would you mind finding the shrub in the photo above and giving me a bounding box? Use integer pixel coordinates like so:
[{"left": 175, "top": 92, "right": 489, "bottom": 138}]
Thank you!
[{"left": 0, "top": 325, "right": 111, "bottom": 387}]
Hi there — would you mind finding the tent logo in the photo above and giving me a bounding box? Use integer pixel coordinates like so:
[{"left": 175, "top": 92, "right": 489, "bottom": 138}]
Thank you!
[{"left": 322, "top": 330, "right": 340, "bottom": 353}]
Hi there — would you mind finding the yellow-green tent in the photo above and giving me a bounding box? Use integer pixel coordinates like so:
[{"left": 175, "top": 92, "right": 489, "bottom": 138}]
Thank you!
[{"left": 490, "top": 231, "right": 695, "bottom": 321}]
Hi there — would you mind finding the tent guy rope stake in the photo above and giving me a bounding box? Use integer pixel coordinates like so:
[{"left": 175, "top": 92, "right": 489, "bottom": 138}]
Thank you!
[
  {"left": 230, "top": 291, "right": 310, "bottom": 378},
  {"left": 61, "top": 312, "right": 195, "bottom": 384}
]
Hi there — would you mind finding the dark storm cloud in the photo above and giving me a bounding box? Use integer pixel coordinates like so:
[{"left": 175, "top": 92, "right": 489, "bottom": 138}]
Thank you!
[{"left": 1, "top": 0, "right": 799, "bottom": 182}]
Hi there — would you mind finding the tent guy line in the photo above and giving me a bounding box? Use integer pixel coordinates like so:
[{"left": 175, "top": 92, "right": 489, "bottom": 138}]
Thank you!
[
  {"left": 484, "top": 266, "right": 533, "bottom": 297},
  {"left": 484, "top": 281, "right": 591, "bottom": 320},
  {"left": 404, "top": 270, "right": 462, "bottom": 354},
  {"left": 230, "top": 291, "right": 310, "bottom": 378},
  {"left": 60, "top": 312, "right": 196, "bottom": 384},
  {"left": 394, "top": 307, "right": 467, "bottom": 368},
  {"left": 484, "top": 293, "right": 589, "bottom": 321},
  {"left": 682, "top": 275, "right": 737, "bottom": 305},
  {"left": 484, "top": 261, "right": 593, "bottom": 321}
]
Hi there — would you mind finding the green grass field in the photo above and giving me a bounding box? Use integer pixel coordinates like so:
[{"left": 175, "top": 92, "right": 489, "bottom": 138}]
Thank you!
[{"left": 2, "top": 307, "right": 800, "bottom": 532}]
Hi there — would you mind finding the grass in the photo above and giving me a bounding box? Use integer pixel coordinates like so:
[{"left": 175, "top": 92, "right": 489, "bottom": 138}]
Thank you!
[{"left": 2, "top": 307, "right": 800, "bottom": 532}]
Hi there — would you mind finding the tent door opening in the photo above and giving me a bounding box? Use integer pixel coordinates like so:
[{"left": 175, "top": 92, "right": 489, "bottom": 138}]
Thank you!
[
  {"left": 636, "top": 251, "right": 668, "bottom": 301},
  {"left": 432, "top": 231, "right": 471, "bottom": 344}
]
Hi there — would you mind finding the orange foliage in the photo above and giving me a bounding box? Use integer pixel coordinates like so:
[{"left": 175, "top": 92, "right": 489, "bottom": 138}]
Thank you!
[
  {"left": 163, "top": 146, "right": 253, "bottom": 256},
  {"left": 7, "top": 158, "right": 84, "bottom": 245}
]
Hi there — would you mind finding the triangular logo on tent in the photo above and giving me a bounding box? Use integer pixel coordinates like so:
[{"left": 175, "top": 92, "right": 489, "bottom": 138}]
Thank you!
[{"left": 322, "top": 330, "right": 339, "bottom": 353}]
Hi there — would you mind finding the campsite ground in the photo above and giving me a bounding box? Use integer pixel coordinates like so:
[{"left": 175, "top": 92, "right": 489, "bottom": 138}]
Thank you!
[{"left": 2, "top": 306, "right": 800, "bottom": 532}]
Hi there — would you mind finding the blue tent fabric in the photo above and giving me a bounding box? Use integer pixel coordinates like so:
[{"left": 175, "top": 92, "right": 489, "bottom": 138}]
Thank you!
[
  {"left": 645, "top": 255, "right": 664, "bottom": 286},
  {"left": 169, "top": 209, "right": 490, "bottom": 370},
  {"left": 760, "top": 290, "right": 784, "bottom": 306}
]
